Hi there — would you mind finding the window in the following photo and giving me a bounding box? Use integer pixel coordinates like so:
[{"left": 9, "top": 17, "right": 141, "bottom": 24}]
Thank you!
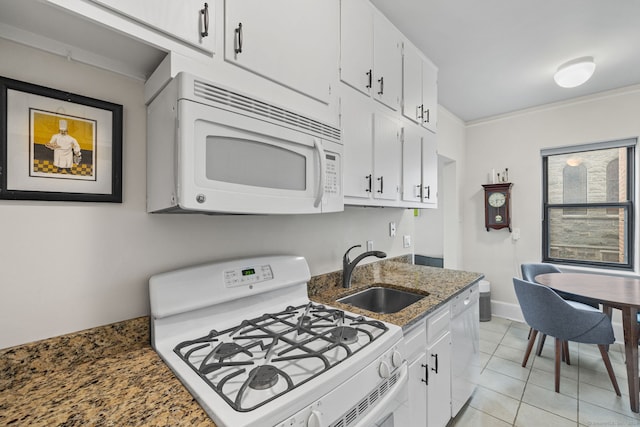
[{"left": 542, "top": 139, "right": 636, "bottom": 269}]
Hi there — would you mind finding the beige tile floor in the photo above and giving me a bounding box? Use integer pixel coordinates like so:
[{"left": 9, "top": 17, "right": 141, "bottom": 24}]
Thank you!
[{"left": 451, "top": 316, "right": 640, "bottom": 426}]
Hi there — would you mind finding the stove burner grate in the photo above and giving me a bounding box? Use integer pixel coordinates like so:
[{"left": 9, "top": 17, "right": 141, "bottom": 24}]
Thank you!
[{"left": 173, "top": 302, "right": 389, "bottom": 413}]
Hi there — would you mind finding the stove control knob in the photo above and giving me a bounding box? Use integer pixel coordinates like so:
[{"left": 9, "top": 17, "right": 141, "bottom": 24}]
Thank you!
[
  {"left": 307, "top": 410, "right": 322, "bottom": 427},
  {"left": 392, "top": 350, "right": 403, "bottom": 368},
  {"left": 379, "top": 360, "right": 391, "bottom": 378}
]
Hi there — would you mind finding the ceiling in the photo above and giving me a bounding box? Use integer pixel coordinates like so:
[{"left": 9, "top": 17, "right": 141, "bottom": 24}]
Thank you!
[{"left": 370, "top": 0, "right": 640, "bottom": 123}]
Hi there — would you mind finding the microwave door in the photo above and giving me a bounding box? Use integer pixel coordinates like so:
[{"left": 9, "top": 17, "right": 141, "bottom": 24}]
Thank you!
[{"left": 179, "top": 101, "right": 323, "bottom": 214}]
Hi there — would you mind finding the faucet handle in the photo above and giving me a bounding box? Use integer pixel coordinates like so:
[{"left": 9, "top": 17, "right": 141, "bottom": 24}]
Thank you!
[{"left": 343, "top": 244, "right": 361, "bottom": 263}]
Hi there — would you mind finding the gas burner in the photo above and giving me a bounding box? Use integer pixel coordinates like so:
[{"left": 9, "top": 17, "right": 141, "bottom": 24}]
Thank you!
[
  {"left": 248, "top": 365, "right": 280, "bottom": 390},
  {"left": 212, "top": 342, "right": 248, "bottom": 360},
  {"left": 329, "top": 326, "right": 359, "bottom": 345},
  {"left": 297, "top": 315, "right": 311, "bottom": 328}
]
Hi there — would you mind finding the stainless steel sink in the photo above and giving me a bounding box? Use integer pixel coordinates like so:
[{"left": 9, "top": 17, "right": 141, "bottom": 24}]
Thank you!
[{"left": 337, "top": 286, "right": 427, "bottom": 314}]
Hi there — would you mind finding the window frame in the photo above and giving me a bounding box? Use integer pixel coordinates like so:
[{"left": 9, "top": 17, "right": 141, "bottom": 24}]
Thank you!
[{"left": 541, "top": 140, "right": 636, "bottom": 270}]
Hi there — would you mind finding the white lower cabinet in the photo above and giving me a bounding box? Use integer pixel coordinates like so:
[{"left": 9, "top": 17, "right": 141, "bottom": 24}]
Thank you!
[
  {"left": 427, "top": 331, "right": 452, "bottom": 427},
  {"left": 407, "top": 352, "right": 428, "bottom": 426},
  {"left": 399, "top": 303, "right": 452, "bottom": 427}
]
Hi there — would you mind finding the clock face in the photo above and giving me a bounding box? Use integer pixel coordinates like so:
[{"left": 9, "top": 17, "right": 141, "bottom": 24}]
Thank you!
[{"left": 488, "top": 192, "right": 506, "bottom": 208}]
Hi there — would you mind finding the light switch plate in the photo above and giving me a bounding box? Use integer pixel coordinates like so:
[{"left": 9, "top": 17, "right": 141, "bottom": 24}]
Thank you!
[{"left": 389, "top": 222, "right": 396, "bottom": 237}]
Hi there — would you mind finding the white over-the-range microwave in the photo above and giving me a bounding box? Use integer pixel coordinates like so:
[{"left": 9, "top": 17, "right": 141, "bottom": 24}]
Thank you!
[{"left": 147, "top": 72, "right": 343, "bottom": 214}]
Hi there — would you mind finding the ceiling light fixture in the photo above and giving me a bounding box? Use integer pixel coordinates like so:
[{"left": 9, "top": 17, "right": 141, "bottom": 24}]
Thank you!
[{"left": 554, "top": 56, "right": 596, "bottom": 88}]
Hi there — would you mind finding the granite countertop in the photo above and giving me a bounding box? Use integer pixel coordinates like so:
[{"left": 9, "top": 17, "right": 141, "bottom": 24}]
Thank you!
[
  {"left": 0, "top": 317, "right": 215, "bottom": 427},
  {"left": 0, "top": 258, "right": 482, "bottom": 426},
  {"left": 309, "top": 258, "right": 484, "bottom": 330}
]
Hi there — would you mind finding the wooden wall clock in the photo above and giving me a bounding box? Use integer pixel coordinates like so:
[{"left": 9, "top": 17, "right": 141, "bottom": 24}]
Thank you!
[{"left": 482, "top": 183, "right": 512, "bottom": 231}]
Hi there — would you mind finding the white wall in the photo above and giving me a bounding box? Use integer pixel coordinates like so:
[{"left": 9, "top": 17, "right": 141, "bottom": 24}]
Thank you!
[
  {"left": 463, "top": 86, "right": 640, "bottom": 320},
  {"left": 0, "top": 40, "right": 422, "bottom": 349}
]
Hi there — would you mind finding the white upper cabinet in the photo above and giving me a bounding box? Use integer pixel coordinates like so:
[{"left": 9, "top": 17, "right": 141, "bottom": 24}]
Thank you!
[
  {"left": 421, "top": 129, "right": 438, "bottom": 207},
  {"left": 342, "top": 95, "right": 374, "bottom": 200},
  {"left": 421, "top": 59, "right": 438, "bottom": 133},
  {"left": 340, "top": 0, "right": 373, "bottom": 97},
  {"left": 373, "top": 112, "right": 401, "bottom": 201},
  {"left": 342, "top": 94, "right": 401, "bottom": 206},
  {"left": 402, "top": 125, "right": 423, "bottom": 204},
  {"left": 402, "top": 125, "right": 438, "bottom": 208},
  {"left": 340, "top": 0, "right": 401, "bottom": 111},
  {"left": 403, "top": 40, "right": 438, "bottom": 133},
  {"left": 224, "top": 0, "right": 337, "bottom": 104},
  {"left": 90, "top": 0, "right": 214, "bottom": 53}
]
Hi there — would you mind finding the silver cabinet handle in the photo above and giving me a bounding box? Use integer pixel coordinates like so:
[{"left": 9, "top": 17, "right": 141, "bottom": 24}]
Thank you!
[
  {"left": 377, "top": 176, "right": 384, "bottom": 194},
  {"left": 377, "top": 76, "right": 384, "bottom": 95},
  {"left": 200, "top": 3, "right": 209, "bottom": 38}
]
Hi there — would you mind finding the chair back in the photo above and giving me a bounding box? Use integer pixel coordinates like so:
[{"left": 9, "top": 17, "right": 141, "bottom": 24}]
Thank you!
[
  {"left": 513, "top": 278, "right": 614, "bottom": 344},
  {"left": 521, "top": 263, "right": 561, "bottom": 282},
  {"left": 520, "top": 263, "right": 599, "bottom": 309}
]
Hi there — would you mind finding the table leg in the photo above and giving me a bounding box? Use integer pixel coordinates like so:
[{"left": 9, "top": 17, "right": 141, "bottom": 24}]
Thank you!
[{"left": 622, "top": 307, "right": 639, "bottom": 412}]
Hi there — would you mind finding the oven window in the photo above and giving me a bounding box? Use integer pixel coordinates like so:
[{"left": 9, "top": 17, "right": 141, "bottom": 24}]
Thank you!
[{"left": 206, "top": 137, "right": 306, "bottom": 190}]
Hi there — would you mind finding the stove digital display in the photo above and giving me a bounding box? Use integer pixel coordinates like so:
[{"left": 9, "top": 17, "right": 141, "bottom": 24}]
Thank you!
[{"left": 242, "top": 268, "right": 256, "bottom": 276}]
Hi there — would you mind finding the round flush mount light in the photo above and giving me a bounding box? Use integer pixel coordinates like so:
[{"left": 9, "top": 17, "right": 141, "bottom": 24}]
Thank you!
[{"left": 554, "top": 57, "right": 596, "bottom": 88}]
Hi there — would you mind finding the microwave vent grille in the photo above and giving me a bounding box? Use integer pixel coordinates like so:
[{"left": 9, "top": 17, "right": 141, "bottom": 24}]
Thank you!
[{"left": 193, "top": 80, "right": 341, "bottom": 143}]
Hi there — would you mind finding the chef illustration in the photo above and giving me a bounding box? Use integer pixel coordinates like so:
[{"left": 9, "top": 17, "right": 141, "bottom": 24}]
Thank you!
[{"left": 45, "top": 119, "right": 81, "bottom": 173}]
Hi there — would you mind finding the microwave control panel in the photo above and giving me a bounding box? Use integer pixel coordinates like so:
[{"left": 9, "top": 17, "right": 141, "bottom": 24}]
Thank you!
[
  {"left": 224, "top": 264, "right": 274, "bottom": 288},
  {"left": 325, "top": 153, "right": 339, "bottom": 195}
]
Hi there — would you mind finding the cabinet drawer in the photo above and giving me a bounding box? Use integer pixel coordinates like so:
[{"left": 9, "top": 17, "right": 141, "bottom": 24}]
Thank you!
[
  {"left": 426, "top": 305, "right": 450, "bottom": 344},
  {"left": 402, "top": 321, "right": 426, "bottom": 361}
]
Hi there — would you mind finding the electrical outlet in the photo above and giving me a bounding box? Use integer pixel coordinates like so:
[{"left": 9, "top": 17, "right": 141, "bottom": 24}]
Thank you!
[
  {"left": 366, "top": 240, "right": 374, "bottom": 251},
  {"left": 403, "top": 235, "right": 411, "bottom": 248},
  {"left": 389, "top": 222, "right": 396, "bottom": 237}
]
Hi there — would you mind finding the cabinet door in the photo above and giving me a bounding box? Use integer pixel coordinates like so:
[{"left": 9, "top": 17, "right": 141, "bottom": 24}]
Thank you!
[
  {"left": 372, "top": 12, "right": 401, "bottom": 111},
  {"left": 342, "top": 96, "right": 373, "bottom": 200},
  {"left": 225, "top": 0, "right": 336, "bottom": 103},
  {"left": 339, "top": 0, "right": 373, "bottom": 96},
  {"left": 402, "top": 126, "right": 422, "bottom": 203},
  {"left": 421, "top": 129, "right": 438, "bottom": 207},
  {"left": 407, "top": 353, "right": 428, "bottom": 427},
  {"left": 90, "top": 0, "right": 214, "bottom": 53},
  {"left": 421, "top": 59, "right": 438, "bottom": 132},
  {"left": 427, "top": 331, "right": 452, "bottom": 427},
  {"left": 402, "top": 41, "right": 423, "bottom": 125},
  {"left": 373, "top": 113, "right": 401, "bottom": 201}
]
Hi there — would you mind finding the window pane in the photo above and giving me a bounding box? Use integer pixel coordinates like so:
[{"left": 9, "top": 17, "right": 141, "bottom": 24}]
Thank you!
[
  {"left": 547, "top": 147, "right": 627, "bottom": 204},
  {"left": 547, "top": 206, "right": 628, "bottom": 265}
]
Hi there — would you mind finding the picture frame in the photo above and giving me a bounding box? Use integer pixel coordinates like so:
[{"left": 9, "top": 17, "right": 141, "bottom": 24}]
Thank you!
[{"left": 0, "top": 76, "right": 123, "bottom": 202}]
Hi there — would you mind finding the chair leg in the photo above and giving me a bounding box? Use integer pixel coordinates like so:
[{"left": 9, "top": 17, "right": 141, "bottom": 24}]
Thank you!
[
  {"left": 562, "top": 341, "right": 571, "bottom": 365},
  {"left": 536, "top": 333, "right": 547, "bottom": 356},
  {"left": 598, "top": 344, "right": 621, "bottom": 396},
  {"left": 522, "top": 329, "right": 538, "bottom": 367},
  {"left": 554, "top": 338, "right": 562, "bottom": 393}
]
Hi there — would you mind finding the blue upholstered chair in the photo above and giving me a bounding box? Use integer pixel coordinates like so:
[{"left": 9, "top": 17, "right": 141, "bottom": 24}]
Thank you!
[
  {"left": 513, "top": 277, "right": 620, "bottom": 395},
  {"left": 521, "top": 263, "right": 600, "bottom": 359}
]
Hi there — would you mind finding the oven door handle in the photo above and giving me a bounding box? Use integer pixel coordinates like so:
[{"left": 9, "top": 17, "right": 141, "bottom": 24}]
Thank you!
[
  {"left": 351, "top": 362, "right": 408, "bottom": 427},
  {"left": 313, "top": 138, "right": 326, "bottom": 208}
]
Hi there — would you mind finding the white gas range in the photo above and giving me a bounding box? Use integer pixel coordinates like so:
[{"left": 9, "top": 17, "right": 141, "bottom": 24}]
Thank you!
[{"left": 149, "top": 255, "right": 407, "bottom": 427}]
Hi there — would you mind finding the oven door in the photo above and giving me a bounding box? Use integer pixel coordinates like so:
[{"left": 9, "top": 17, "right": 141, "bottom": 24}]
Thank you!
[{"left": 177, "top": 99, "right": 342, "bottom": 214}]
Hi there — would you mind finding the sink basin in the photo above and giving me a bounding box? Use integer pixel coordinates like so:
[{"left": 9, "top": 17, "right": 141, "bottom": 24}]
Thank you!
[{"left": 337, "top": 286, "right": 427, "bottom": 314}]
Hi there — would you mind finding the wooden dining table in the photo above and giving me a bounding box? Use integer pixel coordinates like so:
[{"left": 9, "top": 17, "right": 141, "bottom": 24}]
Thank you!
[{"left": 535, "top": 272, "right": 640, "bottom": 413}]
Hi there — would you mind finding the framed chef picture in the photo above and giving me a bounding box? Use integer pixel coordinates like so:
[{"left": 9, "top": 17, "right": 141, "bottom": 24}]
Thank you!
[{"left": 0, "top": 76, "right": 122, "bottom": 202}]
